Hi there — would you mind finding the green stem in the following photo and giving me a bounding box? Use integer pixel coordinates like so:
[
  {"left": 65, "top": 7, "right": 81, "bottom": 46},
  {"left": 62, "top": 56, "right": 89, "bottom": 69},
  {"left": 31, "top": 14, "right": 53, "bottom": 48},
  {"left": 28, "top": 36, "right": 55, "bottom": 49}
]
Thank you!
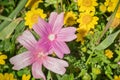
[
  {"left": 0, "top": 0, "right": 27, "bottom": 31},
  {"left": 96, "top": 0, "right": 120, "bottom": 45},
  {"left": 85, "top": 52, "right": 94, "bottom": 65}
]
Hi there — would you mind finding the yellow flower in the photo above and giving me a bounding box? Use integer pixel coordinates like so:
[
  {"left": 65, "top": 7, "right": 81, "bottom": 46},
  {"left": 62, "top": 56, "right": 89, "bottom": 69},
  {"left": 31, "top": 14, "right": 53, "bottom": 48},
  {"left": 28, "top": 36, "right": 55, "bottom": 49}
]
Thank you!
[
  {"left": 24, "top": 8, "right": 46, "bottom": 29},
  {"left": 25, "top": 0, "right": 43, "bottom": 9},
  {"left": 77, "top": 12, "right": 99, "bottom": 30},
  {"left": 76, "top": 26, "right": 89, "bottom": 43},
  {"left": 99, "top": 3, "right": 107, "bottom": 13},
  {"left": 111, "top": 17, "right": 120, "bottom": 28},
  {"left": 105, "top": 49, "right": 113, "bottom": 59},
  {"left": 116, "top": 5, "right": 120, "bottom": 18},
  {"left": 0, "top": 73, "right": 16, "bottom": 80},
  {"left": 92, "top": 67, "right": 101, "bottom": 75},
  {"left": 114, "top": 75, "right": 120, "bottom": 80},
  {"left": 64, "top": 11, "right": 77, "bottom": 26},
  {"left": 0, "top": 52, "right": 7, "bottom": 65},
  {"left": 104, "top": 0, "right": 118, "bottom": 12},
  {"left": 78, "top": 0, "right": 98, "bottom": 12},
  {"left": 22, "top": 74, "right": 31, "bottom": 80}
]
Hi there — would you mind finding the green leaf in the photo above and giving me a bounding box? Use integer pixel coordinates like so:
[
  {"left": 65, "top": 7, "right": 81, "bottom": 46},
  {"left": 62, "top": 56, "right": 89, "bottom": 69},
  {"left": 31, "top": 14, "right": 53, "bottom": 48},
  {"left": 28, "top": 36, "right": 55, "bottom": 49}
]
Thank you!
[
  {"left": 0, "top": 18, "right": 22, "bottom": 40},
  {"left": 0, "top": 15, "right": 12, "bottom": 21},
  {"left": 61, "top": 74, "right": 74, "bottom": 80},
  {"left": 95, "top": 30, "right": 120, "bottom": 50}
]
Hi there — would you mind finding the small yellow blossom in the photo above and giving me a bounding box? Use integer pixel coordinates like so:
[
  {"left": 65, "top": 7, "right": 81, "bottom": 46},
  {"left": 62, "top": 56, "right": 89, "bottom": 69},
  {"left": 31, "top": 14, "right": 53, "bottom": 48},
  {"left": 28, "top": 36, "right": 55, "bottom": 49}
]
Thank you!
[
  {"left": 114, "top": 75, "right": 120, "bottom": 80},
  {"left": 111, "top": 17, "right": 120, "bottom": 28},
  {"left": 99, "top": 3, "right": 107, "bottom": 13},
  {"left": 78, "top": 0, "right": 98, "bottom": 12},
  {"left": 77, "top": 12, "right": 99, "bottom": 30},
  {"left": 22, "top": 74, "right": 31, "bottom": 80},
  {"left": 25, "top": 0, "right": 43, "bottom": 9},
  {"left": 24, "top": 8, "right": 46, "bottom": 29},
  {"left": 0, "top": 73, "right": 16, "bottom": 80},
  {"left": 64, "top": 11, "right": 77, "bottom": 26},
  {"left": 105, "top": 49, "right": 113, "bottom": 59},
  {"left": 76, "top": 26, "right": 89, "bottom": 43},
  {"left": 104, "top": 0, "right": 118, "bottom": 12},
  {"left": 0, "top": 52, "right": 7, "bottom": 65},
  {"left": 92, "top": 67, "right": 101, "bottom": 75}
]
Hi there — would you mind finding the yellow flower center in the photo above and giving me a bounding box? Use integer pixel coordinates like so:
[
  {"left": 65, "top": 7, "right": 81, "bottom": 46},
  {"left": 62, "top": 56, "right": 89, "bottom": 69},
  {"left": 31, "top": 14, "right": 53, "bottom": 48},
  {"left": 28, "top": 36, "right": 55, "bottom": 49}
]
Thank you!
[
  {"left": 82, "top": 15, "right": 92, "bottom": 24},
  {"left": 82, "top": 0, "right": 92, "bottom": 7},
  {"left": 48, "top": 34, "right": 56, "bottom": 41},
  {"left": 108, "top": 2, "right": 113, "bottom": 7},
  {"left": 31, "top": 14, "right": 39, "bottom": 23}
]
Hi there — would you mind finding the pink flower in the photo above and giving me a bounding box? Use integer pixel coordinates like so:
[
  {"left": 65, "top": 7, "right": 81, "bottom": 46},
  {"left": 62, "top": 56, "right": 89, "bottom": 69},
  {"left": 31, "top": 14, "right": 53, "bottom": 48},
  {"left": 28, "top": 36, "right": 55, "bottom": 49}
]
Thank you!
[
  {"left": 33, "top": 12, "right": 77, "bottom": 58},
  {"left": 9, "top": 30, "right": 68, "bottom": 80}
]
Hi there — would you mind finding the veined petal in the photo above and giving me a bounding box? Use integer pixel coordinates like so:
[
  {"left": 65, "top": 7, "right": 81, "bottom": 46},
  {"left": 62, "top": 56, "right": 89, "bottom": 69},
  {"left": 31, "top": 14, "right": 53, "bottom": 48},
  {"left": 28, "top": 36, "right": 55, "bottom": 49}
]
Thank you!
[
  {"left": 9, "top": 51, "right": 33, "bottom": 70},
  {"left": 57, "top": 27, "right": 77, "bottom": 42},
  {"left": 49, "top": 12, "right": 58, "bottom": 26},
  {"left": 52, "top": 12, "right": 64, "bottom": 34},
  {"left": 37, "top": 38, "right": 51, "bottom": 53},
  {"left": 33, "top": 18, "right": 52, "bottom": 37},
  {"left": 32, "top": 61, "right": 46, "bottom": 80},
  {"left": 52, "top": 41, "right": 70, "bottom": 58},
  {"left": 17, "top": 30, "right": 37, "bottom": 51},
  {"left": 43, "top": 56, "right": 68, "bottom": 75}
]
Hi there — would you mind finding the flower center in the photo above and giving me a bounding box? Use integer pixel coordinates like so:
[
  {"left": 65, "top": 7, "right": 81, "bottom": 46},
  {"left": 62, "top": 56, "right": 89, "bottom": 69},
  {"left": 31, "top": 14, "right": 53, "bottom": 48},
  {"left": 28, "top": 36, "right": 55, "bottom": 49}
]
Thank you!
[
  {"left": 31, "top": 14, "right": 39, "bottom": 23},
  {"left": 82, "top": 0, "right": 92, "bottom": 7},
  {"left": 108, "top": 2, "right": 113, "bottom": 7},
  {"left": 82, "top": 15, "right": 92, "bottom": 24},
  {"left": 37, "top": 52, "right": 44, "bottom": 58},
  {"left": 48, "top": 34, "right": 56, "bottom": 41}
]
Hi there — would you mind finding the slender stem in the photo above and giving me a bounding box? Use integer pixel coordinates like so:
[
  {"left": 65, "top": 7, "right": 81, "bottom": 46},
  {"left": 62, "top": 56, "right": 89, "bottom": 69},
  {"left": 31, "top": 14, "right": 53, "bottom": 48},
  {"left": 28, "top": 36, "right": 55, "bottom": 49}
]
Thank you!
[
  {"left": 61, "top": 0, "right": 63, "bottom": 12},
  {"left": 96, "top": 0, "right": 120, "bottom": 45},
  {"left": 56, "top": 0, "right": 59, "bottom": 13},
  {"left": 0, "top": 0, "right": 27, "bottom": 31},
  {"left": 85, "top": 52, "right": 94, "bottom": 65}
]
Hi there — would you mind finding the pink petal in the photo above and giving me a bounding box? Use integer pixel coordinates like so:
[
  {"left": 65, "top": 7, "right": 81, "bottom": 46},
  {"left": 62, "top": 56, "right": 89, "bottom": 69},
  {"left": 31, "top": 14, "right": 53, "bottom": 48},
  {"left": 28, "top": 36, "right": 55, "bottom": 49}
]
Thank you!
[
  {"left": 37, "top": 38, "right": 51, "bottom": 53},
  {"left": 43, "top": 57, "right": 68, "bottom": 75},
  {"left": 52, "top": 12, "right": 64, "bottom": 34},
  {"left": 52, "top": 41, "right": 70, "bottom": 58},
  {"left": 17, "top": 30, "right": 37, "bottom": 51},
  {"left": 49, "top": 12, "right": 58, "bottom": 26},
  {"left": 33, "top": 18, "right": 52, "bottom": 37},
  {"left": 9, "top": 51, "right": 33, "bottom": 70},
  {"left": 32, "top": 61, "right": 46, "bottom": 80},
  {"left": 57, "top": 27, "right": 77, "bottom": 42}
]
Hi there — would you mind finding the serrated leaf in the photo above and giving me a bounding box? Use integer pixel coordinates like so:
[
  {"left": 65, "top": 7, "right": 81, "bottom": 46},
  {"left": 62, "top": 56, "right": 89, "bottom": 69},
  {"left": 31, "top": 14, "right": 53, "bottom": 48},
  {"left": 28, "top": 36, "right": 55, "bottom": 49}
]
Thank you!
[
  {"left": 0, "top": 18, "right": 22, "bottom": 40},
  {"left": 95, "top": 30, "right": 120, "bottom": 50}
]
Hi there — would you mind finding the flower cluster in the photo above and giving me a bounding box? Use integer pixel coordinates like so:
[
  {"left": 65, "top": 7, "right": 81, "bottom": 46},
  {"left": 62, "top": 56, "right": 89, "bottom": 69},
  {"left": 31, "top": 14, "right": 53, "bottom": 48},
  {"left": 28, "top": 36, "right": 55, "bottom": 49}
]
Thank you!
[
  {"left": 10, "top": 12, "right": 76, "bottom": 80},
  {"left": 76, "top": 0, "right": 99, "bottom": 43}
]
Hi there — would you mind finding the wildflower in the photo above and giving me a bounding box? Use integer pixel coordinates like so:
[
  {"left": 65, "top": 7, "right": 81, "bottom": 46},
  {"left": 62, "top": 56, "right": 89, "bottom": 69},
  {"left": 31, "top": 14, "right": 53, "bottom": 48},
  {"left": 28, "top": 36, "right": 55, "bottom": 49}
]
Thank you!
[
  {"left": 33, "top": 12, "right": 77, "bottom": 58},
  {"left": 92, "top": 67, "right": 101, "bottom": 75},
  {"left": 111, "top": 17, "right": 120, "bottom": 28},
  {"left": 10, "top": 30, "right": 68, "bottom": 80},
  {"left": 0, "top": 73, "right": 16, "bottom": 80},
  {"left": 99, "top": 3, "right": 107, "bottom": 13},
  {"left": 77, "top": 12, "right": 99, "bottom": 30},
  {"left": 105, "top": 49, "right": 113, "bottom": 59},
  {"left": 76, "top": 27, "right": 89, "bottom": 43},
  {"left": 0, "top": 52, "right": 7, "bottom": 65},
  {"left": 114, "top": 75, "right": 120, "bottom": 80},
  {"left": 25, "top": 0, "right": 43, "bottom": 9},
  {"left": 104, "top": 0, "right": 118, "bottom": 12},
  {"left": 24, "top": 9, "right": 46, "bottom": 29},
  {"left": 64, "top": 11, "right": 77, "bottom": 26},
  {"left": 22, "top": 74, "right": 31, "bottom": 80},
  {"left": 78, "top": 0, "right": 98, "bottom": 12}
]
